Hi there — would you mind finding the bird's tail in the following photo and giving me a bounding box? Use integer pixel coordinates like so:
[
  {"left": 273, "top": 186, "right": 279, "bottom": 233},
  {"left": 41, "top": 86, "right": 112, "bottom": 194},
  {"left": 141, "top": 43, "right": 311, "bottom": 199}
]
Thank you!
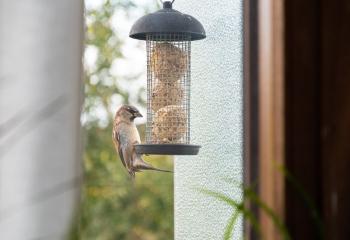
[{"left": 134, "top": 156, "right": 173, "bottom": 173}]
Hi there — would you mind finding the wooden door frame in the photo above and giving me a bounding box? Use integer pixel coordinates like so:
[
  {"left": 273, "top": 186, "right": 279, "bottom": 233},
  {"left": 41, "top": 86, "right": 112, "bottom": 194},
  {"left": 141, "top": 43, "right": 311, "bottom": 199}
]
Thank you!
[
  {"left": 244, "top": 0, "right": 285, "bottom": 239},
  {"left": 258, "top": 0, "right": 285, "bottom": 239},
  {"left": 245, "top": 0, "right": 350, "bottom": 239}
]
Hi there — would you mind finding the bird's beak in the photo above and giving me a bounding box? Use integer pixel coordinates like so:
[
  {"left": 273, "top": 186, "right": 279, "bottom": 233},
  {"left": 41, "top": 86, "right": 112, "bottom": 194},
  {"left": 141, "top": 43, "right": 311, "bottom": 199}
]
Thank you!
[{"left": 134, "top": 112, "right": 143, "bottom": 118}]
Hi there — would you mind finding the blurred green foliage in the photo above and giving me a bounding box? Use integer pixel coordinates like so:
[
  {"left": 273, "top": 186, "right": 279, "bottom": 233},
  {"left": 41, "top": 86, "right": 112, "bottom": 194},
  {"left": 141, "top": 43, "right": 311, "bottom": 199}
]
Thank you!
[{"left": 71, "top": 1, "right": 173, "bottom": 239}]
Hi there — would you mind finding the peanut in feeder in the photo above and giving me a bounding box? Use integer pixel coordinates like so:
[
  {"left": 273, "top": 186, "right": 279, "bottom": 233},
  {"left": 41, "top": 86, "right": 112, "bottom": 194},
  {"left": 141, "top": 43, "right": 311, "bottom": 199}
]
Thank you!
[
  {"left": 129, "top": 0, "right": 206, "bottom": 155},
  {"left": 151, "top": 82, "right": 184, "bottom": 112},
  {"left": 151, "top": 42, "right": 187, "bottom": 84},
  {"left": 152, "top": 105, "right": 187, "bottom": 143}
]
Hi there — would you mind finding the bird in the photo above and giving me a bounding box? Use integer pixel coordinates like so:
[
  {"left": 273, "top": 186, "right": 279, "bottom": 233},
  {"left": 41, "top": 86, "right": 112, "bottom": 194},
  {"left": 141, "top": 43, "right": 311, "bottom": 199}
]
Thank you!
[{"left": 112, "top": 105, "right": 172, "bottom": 178}]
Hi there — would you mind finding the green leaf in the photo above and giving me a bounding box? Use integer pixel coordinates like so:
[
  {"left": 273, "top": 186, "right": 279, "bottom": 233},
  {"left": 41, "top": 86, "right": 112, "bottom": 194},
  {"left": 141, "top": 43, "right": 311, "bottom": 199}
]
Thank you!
[
  {"left": 198, "top": 189, "right": 262, "bottom": 238},
  {"left": 224, "top": 210, "right": 240, "bottom": 240},
  {"left": 276, "top": 163, "right": 324, "bottom": 239},
  {"left": 243, "top": 186, "right": 291, "bottom": 240}
]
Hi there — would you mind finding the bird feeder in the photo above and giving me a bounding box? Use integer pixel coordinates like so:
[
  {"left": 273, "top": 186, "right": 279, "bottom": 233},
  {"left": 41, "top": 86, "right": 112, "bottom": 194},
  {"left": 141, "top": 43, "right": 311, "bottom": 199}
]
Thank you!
[{"left": 130, "top": 0, "right": 206, "bottom": 155}]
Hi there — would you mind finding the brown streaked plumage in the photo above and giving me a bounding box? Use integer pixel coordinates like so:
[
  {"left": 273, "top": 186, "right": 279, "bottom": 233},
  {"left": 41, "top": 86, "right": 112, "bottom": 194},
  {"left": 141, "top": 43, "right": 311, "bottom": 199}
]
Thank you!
[{"left": 112, "top": 105, "right": 172, "bottom": 179}]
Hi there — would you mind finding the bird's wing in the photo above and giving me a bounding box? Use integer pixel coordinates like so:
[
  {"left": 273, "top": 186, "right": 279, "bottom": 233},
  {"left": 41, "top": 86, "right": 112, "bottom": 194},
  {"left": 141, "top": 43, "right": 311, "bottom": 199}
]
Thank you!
[{"left": 113, "top": 130, "right": 127, "bottom": 168}]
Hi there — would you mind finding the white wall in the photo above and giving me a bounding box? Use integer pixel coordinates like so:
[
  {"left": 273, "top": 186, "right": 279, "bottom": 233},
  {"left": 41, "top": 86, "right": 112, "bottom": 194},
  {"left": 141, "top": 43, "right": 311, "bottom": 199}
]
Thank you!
[
  {"left": 0, "top": 1, "right": 83, "bottom": 239},
  {"left": 174, "top": 0, "right": 243, "bottom": 239}
]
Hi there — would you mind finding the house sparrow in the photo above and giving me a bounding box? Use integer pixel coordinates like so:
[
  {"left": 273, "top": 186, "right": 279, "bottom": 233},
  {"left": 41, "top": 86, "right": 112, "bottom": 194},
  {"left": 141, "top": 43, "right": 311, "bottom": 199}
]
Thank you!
[{"left": 112, "top": 105, "right": 172, "bottom": 178}]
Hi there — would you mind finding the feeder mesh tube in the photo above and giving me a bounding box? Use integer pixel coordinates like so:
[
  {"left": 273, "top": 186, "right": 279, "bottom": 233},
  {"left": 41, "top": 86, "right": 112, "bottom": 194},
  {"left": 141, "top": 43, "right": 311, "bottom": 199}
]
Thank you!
[{"left": 146, "top": 33, "right": 191, "bottom": 144}]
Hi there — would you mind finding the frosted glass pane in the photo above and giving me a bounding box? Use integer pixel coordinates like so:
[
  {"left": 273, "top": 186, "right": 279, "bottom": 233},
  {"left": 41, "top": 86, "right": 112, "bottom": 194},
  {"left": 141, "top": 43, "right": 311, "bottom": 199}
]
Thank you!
[{"left": 174, "top": 0, "right": 243, "bottom": 239}]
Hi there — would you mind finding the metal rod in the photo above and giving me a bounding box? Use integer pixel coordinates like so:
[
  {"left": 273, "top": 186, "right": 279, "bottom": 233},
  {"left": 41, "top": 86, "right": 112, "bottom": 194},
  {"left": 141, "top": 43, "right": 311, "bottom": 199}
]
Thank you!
[{"left": 159, "top": 0, "right": 175, "bottom": 5}]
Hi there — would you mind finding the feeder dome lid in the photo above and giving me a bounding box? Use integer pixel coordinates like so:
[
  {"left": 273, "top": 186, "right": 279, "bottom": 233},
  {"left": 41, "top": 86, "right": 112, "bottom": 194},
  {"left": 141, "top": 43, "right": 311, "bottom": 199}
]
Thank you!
[{"left": 129, "top": 1, "right": 206, "bottom": 41}]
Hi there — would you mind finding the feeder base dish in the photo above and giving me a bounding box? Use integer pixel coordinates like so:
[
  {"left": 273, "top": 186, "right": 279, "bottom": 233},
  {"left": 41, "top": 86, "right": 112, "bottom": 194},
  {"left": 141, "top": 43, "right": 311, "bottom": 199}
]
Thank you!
[{"left": 134, "top": 144, "right": 201, "bottom": 155}]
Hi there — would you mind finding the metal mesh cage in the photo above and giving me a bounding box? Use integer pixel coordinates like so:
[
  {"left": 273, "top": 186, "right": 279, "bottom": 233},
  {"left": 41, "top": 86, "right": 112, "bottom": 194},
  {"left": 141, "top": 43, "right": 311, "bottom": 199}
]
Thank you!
[{"left": 146, "top": 33, "right": 191, "bottom": 145}]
